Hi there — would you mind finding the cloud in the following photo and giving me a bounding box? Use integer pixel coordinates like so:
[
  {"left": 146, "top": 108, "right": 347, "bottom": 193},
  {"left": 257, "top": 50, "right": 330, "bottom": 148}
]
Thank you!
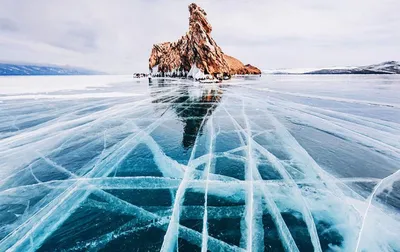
[
  {"left": 0, "top": 18, "right": 18, "bottom": 32},
  {"left": 50, "top": 23, "right": 99, "bottom": 52},
  {"left": 0, "top": 0, "right": 399, "bottom": 73}
]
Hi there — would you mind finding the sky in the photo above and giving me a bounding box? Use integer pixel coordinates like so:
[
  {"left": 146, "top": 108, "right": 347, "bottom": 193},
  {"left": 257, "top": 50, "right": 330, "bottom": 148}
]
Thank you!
[{"left": 0, "top": 0, "right": 399, "bottom": 73}]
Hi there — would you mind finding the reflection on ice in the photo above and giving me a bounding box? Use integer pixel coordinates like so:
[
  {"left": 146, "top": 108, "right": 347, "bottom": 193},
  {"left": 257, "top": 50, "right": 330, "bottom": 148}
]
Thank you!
[{"left": 0, "top": 75, "right": 399, "bottom": 251}]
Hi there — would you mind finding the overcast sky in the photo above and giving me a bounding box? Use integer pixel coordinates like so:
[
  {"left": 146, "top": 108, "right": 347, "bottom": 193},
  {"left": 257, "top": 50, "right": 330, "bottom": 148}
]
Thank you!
[{"left": 0, "top": 0, "right": 399, "bottom": 73}]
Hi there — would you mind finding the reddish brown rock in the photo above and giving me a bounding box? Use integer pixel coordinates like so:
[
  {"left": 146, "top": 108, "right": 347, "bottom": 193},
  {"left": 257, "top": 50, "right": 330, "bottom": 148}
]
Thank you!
[
  {"left": 224, "top": 55, "right": 262, "bottom": 75},
  {"left": 149, "top": 3, "right": 261, "bottom": 79}
]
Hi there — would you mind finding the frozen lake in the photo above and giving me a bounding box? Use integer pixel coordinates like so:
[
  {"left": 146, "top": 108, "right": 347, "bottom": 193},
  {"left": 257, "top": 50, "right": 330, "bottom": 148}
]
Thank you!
[{"left": 0, "top": 75, "right": 399, "bottom": 251}]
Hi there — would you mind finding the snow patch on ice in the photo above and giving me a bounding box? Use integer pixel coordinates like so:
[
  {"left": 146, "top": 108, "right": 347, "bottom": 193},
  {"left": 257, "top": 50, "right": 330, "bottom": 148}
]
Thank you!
[{"left": 0, "top": 75, "right": 132, "bottom": 95}]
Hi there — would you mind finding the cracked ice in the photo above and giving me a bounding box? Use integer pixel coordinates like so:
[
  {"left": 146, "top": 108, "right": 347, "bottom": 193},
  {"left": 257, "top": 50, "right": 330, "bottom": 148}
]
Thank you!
[{"left": 0, "top": 75, "right": 399, "bottom": 252}]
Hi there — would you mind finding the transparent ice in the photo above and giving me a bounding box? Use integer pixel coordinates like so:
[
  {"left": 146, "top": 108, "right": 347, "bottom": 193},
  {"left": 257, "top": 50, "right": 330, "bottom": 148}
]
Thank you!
[{"left": 0, "top": 75, "right": 399, "bottom": 251}]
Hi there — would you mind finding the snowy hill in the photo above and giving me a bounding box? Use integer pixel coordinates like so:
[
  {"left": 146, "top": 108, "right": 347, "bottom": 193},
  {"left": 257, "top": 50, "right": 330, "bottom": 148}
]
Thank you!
[
  {"left": 0, "top": 63, "right": 102, "bottom": 76},
  {"left": 264, "top": 61, "right": 400, "bottom": 75},
  {"left": 362, "top": 61, "right": 400, "bottom": 74}
]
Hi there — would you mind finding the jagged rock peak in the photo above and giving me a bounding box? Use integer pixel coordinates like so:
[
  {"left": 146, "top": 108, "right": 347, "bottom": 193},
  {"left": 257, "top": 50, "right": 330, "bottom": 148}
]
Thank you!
[
  {"left": 148, "top": 3, "right": 261, "bottom": 80},
  {"left": 188, "top": 3, "right": 212, "bottom": 34}
]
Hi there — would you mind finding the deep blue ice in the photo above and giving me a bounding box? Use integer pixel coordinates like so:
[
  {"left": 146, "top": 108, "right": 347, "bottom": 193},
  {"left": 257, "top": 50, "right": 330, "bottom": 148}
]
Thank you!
[{"left": 0, "top": 75, "right": 399, "bottom": 251}]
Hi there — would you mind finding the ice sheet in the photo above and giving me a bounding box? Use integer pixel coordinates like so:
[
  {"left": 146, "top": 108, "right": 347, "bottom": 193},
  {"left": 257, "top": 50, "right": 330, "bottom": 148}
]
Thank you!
[{"left": 0, "top": 75, "right": 399, "bottom": 251}]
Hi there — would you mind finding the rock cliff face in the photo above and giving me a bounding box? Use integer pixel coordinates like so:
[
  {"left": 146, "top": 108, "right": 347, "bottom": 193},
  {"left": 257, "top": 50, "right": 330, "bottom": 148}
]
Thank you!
[
  {"left": 224, "top": 55, "right": 261, "bottom": 75},
  {"left": 149, "top": 3, "right": 261, "bottom": 79}
]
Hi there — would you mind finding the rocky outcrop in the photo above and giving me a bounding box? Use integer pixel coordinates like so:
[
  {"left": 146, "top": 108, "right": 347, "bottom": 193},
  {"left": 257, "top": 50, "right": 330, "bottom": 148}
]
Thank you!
[
  {"left": 149, "top": 3, "right": 261, "bottom": 79},
  {"left": 224, "top": 55, "right": 261, "bottom": 75}
]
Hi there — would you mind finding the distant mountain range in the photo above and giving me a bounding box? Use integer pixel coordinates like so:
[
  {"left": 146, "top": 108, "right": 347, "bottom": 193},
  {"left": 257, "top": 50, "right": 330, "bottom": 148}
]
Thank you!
[
  {"left": 0, "top": 63, "right": 103, "bottom": 76},
  {"left": 264, "top": 61, "right": 400, "bottom": 75}
]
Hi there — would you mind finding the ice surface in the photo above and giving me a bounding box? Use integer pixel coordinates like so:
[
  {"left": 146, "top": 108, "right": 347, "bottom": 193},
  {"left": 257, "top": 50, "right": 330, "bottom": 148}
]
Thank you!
[
  {"left": 0, "top": 75, "right": 132, "bottom": 95},
  {"left": 0, "top": 75, "right": 399, "bottom": 251}
]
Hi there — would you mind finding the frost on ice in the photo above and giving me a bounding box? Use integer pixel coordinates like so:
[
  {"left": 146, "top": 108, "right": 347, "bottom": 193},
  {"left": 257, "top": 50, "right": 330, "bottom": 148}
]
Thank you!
[{"left": 0, "top": 75, "right": 399, "bottom": 251}]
